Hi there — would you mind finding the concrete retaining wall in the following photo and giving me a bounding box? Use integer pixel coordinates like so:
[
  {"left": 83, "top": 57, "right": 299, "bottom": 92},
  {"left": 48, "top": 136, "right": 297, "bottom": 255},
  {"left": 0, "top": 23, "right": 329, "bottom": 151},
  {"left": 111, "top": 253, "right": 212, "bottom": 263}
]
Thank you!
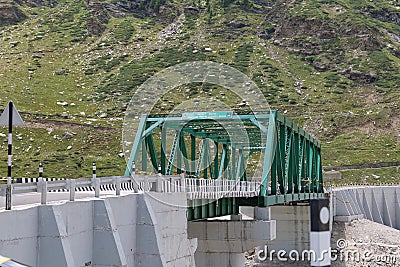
[
  {"left": 0, "top": 192, "right": 195, "bottom": 266},
  {"left": 333, "top": 186, "right": 400, "bottom": 230}
]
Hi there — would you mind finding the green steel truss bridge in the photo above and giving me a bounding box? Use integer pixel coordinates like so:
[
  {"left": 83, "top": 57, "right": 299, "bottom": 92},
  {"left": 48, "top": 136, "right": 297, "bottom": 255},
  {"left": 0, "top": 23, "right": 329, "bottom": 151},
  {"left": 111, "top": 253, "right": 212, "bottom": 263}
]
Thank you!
[{"left": 124, "top": 111, "right": 325, "bottom": 220}]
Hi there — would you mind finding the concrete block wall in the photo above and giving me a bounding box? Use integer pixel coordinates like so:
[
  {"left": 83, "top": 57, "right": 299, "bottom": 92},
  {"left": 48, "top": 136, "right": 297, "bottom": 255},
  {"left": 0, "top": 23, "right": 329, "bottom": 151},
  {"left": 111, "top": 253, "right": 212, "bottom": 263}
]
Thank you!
[
  {"left": 267, "top": 205, "right": 310, "bottom": 252},
  {"left": 240, "top": 206, "right": 311, "bottom": 255},
  {"left": 333, "top": 186, "right": 400, "bottom": 230}
]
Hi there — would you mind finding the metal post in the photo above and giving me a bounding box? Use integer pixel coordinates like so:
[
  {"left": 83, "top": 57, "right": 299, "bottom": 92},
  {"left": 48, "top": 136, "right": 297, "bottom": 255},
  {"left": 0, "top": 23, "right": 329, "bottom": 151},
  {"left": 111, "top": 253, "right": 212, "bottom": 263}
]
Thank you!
[
  {"left": 5, "top": 185, "right": 11, "bottom": 210},
  {"left": 6, "top": 102, "right": 13, "bottom": 210},
  {"left": 1, "top": 101, "right": 24, "bottom": 210},
  {"left": 7, "top": 102, "right": 13, "bottom": 186},
  {"left": 158, "top": 164, "right": 162, "bottom": 177},
  {"left": 92, "top": 162, "right": 96, "bottom": 180},
  {"left": 36, "top": 164, "right": 42, "bottom": 192},
  {"left": 38, "top": 163, "right": 43, "bottom": 182}
]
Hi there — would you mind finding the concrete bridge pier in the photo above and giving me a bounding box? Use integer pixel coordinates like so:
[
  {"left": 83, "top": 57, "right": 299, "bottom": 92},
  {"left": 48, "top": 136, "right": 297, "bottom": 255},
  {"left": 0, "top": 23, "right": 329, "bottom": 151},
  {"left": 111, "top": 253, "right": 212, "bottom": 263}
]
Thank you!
[{"left": 188, "top": 208, "right": 276, "bottom": 267}]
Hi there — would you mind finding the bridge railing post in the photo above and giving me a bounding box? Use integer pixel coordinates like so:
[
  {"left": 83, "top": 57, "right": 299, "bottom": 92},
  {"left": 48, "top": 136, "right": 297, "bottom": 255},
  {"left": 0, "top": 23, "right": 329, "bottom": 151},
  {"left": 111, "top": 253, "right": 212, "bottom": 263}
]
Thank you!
[
  {"left": 156, "top": 178, "right": 162, "bottom": 192},
  {"left": 115, "top": 177, "right": 121, "bottom": 196},
  {"left": 40, "top": 181, "right": 47, "bottom": 205},
  {"left": 69, "top": 179, "right": 76, "bottom": 201},
  {"left": 94, "top": 178, "right": 100, "bottom": 198}
]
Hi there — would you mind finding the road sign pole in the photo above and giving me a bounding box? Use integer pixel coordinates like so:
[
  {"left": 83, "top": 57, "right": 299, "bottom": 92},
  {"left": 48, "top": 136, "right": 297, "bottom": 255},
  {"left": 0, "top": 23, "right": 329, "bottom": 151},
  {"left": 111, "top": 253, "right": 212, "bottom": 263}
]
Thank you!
[
  {"left": 6, "top": 102, "right": 13, "bottom": 210},
  {"left": 7, "top": 102, "right": 13, "bottom": 185},
  {"left": 1, "top": 101, "right": 25, "bottom": 210}
]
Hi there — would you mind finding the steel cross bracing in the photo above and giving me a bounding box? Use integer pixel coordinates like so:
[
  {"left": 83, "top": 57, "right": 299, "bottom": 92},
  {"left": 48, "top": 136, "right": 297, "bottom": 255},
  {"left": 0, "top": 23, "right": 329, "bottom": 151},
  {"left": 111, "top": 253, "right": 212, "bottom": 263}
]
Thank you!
[{"left": 124, "top": 111, "right": 325, "bottom": 220}]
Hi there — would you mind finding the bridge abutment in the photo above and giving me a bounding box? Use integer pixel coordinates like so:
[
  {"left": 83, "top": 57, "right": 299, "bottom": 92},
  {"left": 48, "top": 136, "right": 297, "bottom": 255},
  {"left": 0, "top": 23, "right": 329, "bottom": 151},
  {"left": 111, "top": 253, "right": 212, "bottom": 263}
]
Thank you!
[{"left": 188, "top": 207, "right": 276, "bottom": 267}]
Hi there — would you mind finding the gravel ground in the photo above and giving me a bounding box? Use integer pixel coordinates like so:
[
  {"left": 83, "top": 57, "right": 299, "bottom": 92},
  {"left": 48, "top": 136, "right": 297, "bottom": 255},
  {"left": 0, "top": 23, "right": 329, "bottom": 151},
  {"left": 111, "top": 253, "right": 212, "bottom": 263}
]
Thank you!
[{"left": 246, "top": 219, "right": 400, "bottom": 267}]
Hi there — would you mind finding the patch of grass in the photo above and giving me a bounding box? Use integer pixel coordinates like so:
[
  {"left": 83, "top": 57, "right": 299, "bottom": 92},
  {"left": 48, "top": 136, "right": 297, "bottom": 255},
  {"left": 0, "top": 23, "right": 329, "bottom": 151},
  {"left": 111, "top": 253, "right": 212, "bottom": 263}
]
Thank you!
[
  {"left": 330, "top": 166, "right": 400, "bottom": 185},
  {"left": 0, "top": 126, "right": 125, "bottom": 179}
]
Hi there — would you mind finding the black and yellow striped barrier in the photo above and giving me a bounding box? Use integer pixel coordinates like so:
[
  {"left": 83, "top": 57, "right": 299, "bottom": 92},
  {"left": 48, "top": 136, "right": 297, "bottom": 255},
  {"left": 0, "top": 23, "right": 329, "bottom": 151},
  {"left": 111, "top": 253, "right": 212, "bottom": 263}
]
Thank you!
[{"left": 0, "top": 255, "right": 29, "bottom": 267}]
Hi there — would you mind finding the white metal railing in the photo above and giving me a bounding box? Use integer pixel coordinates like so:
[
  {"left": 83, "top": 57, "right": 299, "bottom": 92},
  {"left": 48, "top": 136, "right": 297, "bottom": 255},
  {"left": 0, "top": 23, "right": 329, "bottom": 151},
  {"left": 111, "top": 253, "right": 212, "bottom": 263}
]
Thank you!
[
  {"left": 0, "top": 175, "right": 261, "bottom": 208},
  {"left": 133, "top": 176, "right": 261, "bottom": 199},
  {"left": 0, "top": 176, "right": 134, "bottom": 208},
  {"left": 184, "top": 178, "right": 260, "bottom": 199}
]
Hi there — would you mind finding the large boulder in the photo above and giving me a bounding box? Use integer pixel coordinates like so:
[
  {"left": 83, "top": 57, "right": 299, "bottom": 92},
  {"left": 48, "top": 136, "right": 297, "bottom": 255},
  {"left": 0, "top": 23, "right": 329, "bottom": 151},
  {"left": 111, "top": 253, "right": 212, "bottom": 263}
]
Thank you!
[{"left": 0, "top": 2, "right": 26, "bottom": 25}]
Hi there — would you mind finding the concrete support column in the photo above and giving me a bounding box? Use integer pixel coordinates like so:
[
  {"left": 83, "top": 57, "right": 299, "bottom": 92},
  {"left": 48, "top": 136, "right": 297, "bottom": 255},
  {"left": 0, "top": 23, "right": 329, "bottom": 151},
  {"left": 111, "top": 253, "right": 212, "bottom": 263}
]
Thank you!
[
  {"left": 37, "top": 205, "right": 75, "bottom": 267},
  {"left": 93, "top": 200, "right": 127, "bottom": 266}
]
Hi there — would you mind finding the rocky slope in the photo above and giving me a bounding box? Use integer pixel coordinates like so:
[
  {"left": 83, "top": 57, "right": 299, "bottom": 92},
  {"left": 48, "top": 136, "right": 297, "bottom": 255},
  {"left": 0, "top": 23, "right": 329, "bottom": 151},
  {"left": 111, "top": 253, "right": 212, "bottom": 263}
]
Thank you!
[{"left": 0, "top": 0, "right": 399, "bottom": 180}]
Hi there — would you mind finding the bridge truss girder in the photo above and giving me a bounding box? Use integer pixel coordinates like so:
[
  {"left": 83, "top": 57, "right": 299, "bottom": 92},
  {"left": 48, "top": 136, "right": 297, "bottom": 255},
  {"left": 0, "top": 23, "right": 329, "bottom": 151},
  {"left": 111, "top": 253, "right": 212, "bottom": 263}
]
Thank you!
[{"left": 124, "top": 111, "right": 325, "bottom": 218}]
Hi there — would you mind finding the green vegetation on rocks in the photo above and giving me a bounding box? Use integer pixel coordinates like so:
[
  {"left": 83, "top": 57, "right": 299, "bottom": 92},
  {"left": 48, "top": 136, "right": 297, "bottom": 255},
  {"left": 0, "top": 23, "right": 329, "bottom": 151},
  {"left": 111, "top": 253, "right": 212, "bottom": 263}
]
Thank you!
[{"left": 0, "top": 0, "right": 398, "bottom": 182}]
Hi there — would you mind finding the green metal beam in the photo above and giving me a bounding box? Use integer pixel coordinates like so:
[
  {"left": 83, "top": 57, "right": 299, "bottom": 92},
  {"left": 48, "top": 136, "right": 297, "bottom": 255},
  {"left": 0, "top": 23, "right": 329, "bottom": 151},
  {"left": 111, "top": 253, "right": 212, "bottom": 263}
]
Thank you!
[
  {"left": 235, "top": 149, "right": 243, "bottom": 181},
  {"left": 146, "top": 134, "right": 158, "bottom": 172},
  {"left": 191, "top": 134, "right": 196, "bottom": 175},
  {"left": 231, "top": 148, "right": 236, "bottom": 180},
  {"left": 141, "top": 138, "right": 147, "bottom": 171},
  {"left": 203, "top": 139, "right": 209, "bottom": 179},
  {"left": 127, "top": 110, "right": 326, "bottom": 221},
  {"left": 213, "top": 141, "right": 219, "bottom": 179},
  {"left": 218, "top": 145, "right": 227, "bottom": 178},
  {"left": 124, "top": 114, "right": 147, "bottom": 176},
  {"left": 142, "top": 119, "right": 164, "bottom": 138},
  {"left": 161, "top": 126, "right": 166, "bottom": 174},
  {"left": 260, "top": 111, "right": 277, "bottom": 196},
  {"left": 179, "top": 133, "right": 190, "bottom": 174}
]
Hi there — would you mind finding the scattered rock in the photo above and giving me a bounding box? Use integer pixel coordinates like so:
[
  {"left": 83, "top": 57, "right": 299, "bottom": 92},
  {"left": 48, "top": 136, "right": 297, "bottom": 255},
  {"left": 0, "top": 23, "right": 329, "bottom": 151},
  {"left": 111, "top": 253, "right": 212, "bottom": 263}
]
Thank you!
[
  {"left": 63, "top": 132, "right": 75, "bottom": 140},
  {"left": 87, "top": 17, "right": 106, "bottom": 36},
  {"left": 312, "top": 61, "right": 327, "bottom": 71},
  {"left": 346, "top": 69, "right": 377, "bottom": 83},
  {"left": 237, "top": 100, "right": 247, "bottom": 107},
  {"left": 55, "top": 69, "right": 66, "bottom": 75},
  {"left": 57, "top": 101, "right": 68, "bottom": 106}
]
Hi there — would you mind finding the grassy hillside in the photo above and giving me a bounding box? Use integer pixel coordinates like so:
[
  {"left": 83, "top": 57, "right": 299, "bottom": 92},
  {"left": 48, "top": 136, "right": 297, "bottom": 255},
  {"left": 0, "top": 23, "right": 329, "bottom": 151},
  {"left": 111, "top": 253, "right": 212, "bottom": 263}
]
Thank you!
[{"left": 0, "top": 0, "right": 399, "bottom": 183}]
